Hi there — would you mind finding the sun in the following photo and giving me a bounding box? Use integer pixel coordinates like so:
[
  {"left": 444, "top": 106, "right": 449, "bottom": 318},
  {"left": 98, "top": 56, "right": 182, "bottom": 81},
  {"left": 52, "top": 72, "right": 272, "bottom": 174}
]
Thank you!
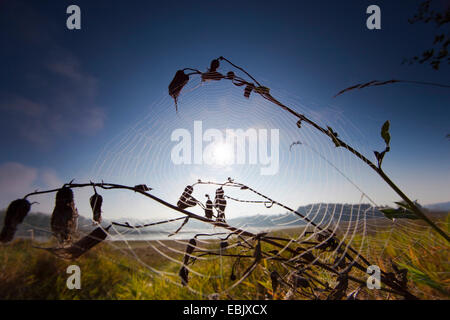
[{"left": 208, "top": 142, "right": 234, "bottom": 167}]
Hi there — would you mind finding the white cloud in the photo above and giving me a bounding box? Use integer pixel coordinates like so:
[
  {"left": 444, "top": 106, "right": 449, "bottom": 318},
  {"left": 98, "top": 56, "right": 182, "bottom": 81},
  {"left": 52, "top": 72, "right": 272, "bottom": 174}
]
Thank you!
[
  {"left": 0, "top": 162, "right": 65, "bottom": 211},
  {"left": 0, "top": 162, "right": 38, "bottom": 199}
]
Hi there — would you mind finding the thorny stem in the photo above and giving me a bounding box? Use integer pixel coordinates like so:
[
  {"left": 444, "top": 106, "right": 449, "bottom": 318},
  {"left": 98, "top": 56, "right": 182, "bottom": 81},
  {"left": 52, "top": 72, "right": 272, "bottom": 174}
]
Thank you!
[
  {"left": 24, "top": 181, "right": 417, "bottom": 299},
  {"left": 213, "top": 56, "right": 449, "bottom": 243}
]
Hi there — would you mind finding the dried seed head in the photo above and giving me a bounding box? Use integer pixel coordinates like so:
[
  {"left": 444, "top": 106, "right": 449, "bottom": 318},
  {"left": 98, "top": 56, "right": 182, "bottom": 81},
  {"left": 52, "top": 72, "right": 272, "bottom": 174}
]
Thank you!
[
  {"left": 51, "top": 187, "right": 78, "bottom": 245},
  {"left": 226, "top": 71, "right": 235, "bottom": 80},
  {"left": 244, "top": 85, "right": 253, "bottom": 98},
  {"left": 56, "top": 187, "right": 74, "bottom": 203},
  {"left": 89, "top": 193, "right": 103, "bottom": 223},
  {"left": 0, "top": 199, "right": 31, "bottom": 243},
  {"left": 168, "top": 70, "right": 189, "bottom": 112}
]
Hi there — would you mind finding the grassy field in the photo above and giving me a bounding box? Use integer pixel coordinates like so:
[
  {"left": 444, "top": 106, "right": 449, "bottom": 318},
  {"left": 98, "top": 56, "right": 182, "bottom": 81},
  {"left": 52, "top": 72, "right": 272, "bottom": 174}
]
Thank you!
[{"left": 0, "top": 215, "right": 449, "bottom": 300}]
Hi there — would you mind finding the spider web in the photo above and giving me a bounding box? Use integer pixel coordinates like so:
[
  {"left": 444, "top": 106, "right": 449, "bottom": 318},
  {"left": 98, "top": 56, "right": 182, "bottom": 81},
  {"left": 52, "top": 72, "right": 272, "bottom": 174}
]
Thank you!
[{"left": 20, "top": 75, "right": 449, "bottom": 299}]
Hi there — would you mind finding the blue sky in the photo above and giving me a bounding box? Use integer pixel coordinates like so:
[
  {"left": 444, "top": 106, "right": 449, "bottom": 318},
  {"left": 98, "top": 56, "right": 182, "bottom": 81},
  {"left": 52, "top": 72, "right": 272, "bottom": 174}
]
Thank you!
[{"left": 0, "top": 0, "right": 449, "bottom": 220}]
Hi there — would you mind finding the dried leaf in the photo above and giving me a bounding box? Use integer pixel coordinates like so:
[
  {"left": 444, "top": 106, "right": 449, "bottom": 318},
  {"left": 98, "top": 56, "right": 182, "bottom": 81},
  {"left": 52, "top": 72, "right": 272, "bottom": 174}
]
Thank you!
[
  {"left": 270, "top": 271, "right": 279, "bottom": 293},
  {"left": 359, "top": 80, "right": 378, "bottom": 88},
  {"left": 254, "top": 239, "right": 262, "bottom": 262},
  {"left": 254, "top": 86, "right": 270, "bottom": 94},
  {"left": 134, "top": 184, "right": 151, "bottom": 192},
  {"left": 40, "top": 226, "right": 109, "bottom": 260},
  {"left": 226, "top": 71, "right": 235, "bottom": 79},
  {"left": 204, "top": 198, "right": 214, "bottom": 219},
  {"left": 169, "top": 216, "right": 189, "bottom": 237},
  {"left": 209, "top": 59, "right": 220, "bottom": 72},
  {"left": 230, "top": 257, "right": 241, "bottom": 281},
  {"left": 244, "top": 85, "right": 253, "bottom": 98},
  {"left": 201, "top": 71, "right": 223, "bottom": 81},
  {"left": 334, "top": 83, "right": 362, "bottom": 97},
  {"left": 179, "top": 266, "right": 189, "bottom": 286},
  {"left": 168, "top": 70, "right": 189, "bottom": 112},
  {"left": 334, "top": 80, "right": 400, "bottom": 97},
  {"left": 177, "top": 185, "right": 197, "bottom": 209},
  {"left": 89, "top": 193, "right": 103, "bottom": 223}
]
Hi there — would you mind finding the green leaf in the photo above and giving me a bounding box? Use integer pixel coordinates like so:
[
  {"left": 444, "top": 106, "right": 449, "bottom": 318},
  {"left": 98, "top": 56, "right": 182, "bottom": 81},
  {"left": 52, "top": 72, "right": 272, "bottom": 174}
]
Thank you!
[
  {"left": 394, "top": 201, "right": 411, "bottom": 210},
  {"left": 381, "top": 120, "right": 391, "bottom": 146},
  {"left": 380, "top": 207, "right": 419, "bottom": 220},
  {"left": 394, "top": 200, "right": 422, "bottom": 210}
]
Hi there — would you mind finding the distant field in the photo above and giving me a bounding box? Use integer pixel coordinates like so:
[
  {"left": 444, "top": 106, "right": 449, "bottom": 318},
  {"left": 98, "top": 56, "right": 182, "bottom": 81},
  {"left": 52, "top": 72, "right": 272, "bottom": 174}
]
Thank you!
[{"left": 0, "top": 214, "right": 448, "bottom": 300}]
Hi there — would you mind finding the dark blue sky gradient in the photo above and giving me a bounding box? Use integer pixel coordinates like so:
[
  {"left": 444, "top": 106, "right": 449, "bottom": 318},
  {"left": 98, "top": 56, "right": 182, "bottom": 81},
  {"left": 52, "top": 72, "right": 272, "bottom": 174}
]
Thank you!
[{"left": 0, "top": 0, "right": 448, "bottom": 217}]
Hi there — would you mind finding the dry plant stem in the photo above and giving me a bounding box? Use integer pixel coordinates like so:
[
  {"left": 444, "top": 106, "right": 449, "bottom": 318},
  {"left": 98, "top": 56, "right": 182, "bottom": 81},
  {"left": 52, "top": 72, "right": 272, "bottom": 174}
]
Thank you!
[
  {"left": 207, "top": 180, "right": 373, "bottom": 269},
  {"left": 24, "top": 182, "right": 417, "bottom": 299},
  {"left": 216, "top": 57, "right": 449, "bottom": 243},
  {"left": 112, "top": 216, "right": 186, "bottom": 228}
]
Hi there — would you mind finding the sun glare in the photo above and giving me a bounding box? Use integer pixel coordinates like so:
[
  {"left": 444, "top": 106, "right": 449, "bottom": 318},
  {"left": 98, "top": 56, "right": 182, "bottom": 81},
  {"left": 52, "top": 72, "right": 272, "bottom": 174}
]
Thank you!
[{"left": 209, "top": 142, "right": 234, "bottom": 167}]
